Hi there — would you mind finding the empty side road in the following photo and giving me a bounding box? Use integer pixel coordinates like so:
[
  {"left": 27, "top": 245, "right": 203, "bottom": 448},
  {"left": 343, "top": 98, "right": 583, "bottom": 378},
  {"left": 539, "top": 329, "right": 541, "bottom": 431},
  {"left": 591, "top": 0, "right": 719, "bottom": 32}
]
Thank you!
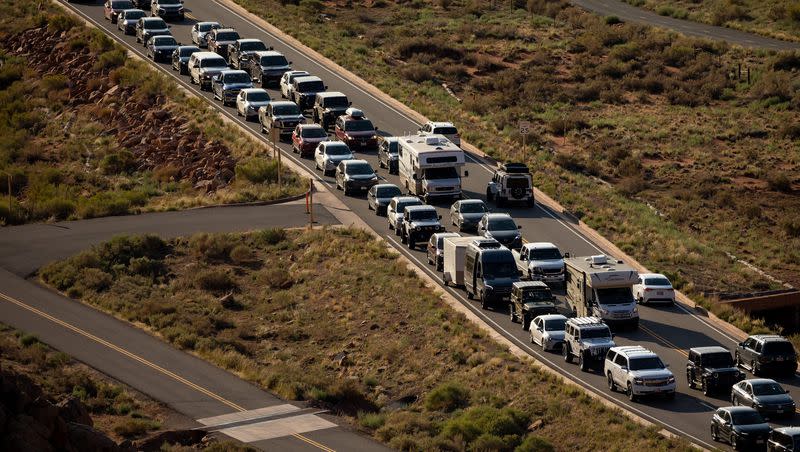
[
  {"left": 0, "top": 202, "right": 389, "bottom": 452},
  {"left": 571, "top": 0, "right": 800, "bottom": 51}
]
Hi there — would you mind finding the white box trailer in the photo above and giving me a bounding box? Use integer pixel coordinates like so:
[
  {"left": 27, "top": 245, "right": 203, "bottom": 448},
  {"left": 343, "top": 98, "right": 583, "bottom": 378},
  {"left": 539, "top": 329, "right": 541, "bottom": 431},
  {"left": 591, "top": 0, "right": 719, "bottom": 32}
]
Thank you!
[{"left": 442, "top": 236, "right": 479, "bottom": 287}]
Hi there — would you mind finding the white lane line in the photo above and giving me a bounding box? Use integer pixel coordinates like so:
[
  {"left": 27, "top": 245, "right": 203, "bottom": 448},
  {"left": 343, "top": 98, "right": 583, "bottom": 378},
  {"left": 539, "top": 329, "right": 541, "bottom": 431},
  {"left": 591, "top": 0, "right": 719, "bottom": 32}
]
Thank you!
[
  {"left": 218, "top": 413, "right": 337, "bottom": 443},
  {"left": 384, "top": 235, "right": 717, "bottom": 450},
  {"left": 211, "top": 0, "right": 421, "bottom": 128}
]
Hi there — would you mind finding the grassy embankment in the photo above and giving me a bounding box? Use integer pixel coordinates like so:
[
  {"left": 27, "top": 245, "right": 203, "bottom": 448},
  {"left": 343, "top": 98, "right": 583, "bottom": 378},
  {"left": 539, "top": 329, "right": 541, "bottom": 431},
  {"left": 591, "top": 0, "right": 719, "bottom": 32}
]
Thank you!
[
  {"left": 624, "top": 0, "right": 800, "bottom": 42},
  {"left": 0, "top": 0, "right": 304, "bottom": 226},
  {"left": 0, "top": 322, "right": 252, "bottom": 451},
  {"left": 40, "top": 230, "right": 693, "bottom": 451},
  {"left": 231, "top": 0, "right": 800, "bottom": 336}
]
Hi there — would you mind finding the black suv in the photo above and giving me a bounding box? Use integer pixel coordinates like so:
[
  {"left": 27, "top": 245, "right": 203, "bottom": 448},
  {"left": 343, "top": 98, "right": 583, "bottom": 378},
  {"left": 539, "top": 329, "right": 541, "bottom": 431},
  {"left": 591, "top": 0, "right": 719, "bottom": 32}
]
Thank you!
[
  {"left": 686, "top": 346, "right": 745, "bottom": 395},
  {"left": 509, "top": 281, "right": 557, "bottom": 331},
  {"left": 313, "top": 91, "right": 350, "bottom": 130},
  {"left": 736, "top": 335, "right": 798, "bottom": 377}
]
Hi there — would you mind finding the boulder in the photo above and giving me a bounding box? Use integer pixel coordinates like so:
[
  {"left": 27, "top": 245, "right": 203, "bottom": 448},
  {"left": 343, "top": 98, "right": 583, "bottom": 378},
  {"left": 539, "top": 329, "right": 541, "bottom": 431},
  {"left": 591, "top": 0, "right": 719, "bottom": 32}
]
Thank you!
[
  {"left": 65, "top": 422, "right": 120, "bottom": 452},
  {"left": 57, "top": 396, "right": 93, "bottom": 427}
]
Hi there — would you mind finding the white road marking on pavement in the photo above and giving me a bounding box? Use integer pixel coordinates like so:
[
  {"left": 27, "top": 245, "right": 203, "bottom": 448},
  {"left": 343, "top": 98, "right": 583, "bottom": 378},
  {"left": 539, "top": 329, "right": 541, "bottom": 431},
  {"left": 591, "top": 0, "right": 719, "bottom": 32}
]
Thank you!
[
  {"left": 198, "top": 404, "right": 300, "bottom": 427},
  {"left": 218, "top": 413, "right": 337, "bottom": 443}
]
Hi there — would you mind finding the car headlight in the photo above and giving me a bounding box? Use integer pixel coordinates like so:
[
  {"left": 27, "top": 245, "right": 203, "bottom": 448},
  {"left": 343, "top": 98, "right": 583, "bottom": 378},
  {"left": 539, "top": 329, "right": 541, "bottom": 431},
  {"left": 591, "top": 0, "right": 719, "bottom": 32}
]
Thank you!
[
  {"left": 484, "top": 285, "right": 494, "bottom": 292},
  {"left": 414, "top": 226, "right": 420, "bottom": 231},
  {"left": 633, "top": 378, "right": 643, "bottom": 385},
  {"left": 514, "top": 234, "right": 521, "bottom": 240},
  {"left": 633, "top": 306, "right": 639, "bottom": 314},
  {"left": 667, "top": 376, "right": 675, "bottom": 384},
  {"left": 532, "top": 267, "right": 543, "bottom": 274},
  {"left": 159, "top": 8, "right": 165, "bottom": 13}
]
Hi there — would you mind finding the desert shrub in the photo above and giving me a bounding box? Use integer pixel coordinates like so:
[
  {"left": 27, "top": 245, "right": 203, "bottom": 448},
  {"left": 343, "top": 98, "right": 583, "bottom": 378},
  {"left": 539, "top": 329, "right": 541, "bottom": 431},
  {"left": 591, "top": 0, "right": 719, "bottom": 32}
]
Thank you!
[
  {"left": 112, "top": 418, "right": 160, "bottom": 438},
  {"left": 400, "top": 64, "right": 434, "bottom": 83},
  {"left": 94, "top": 49, "right": 126, "bottom": 70},
  {"left": 737, "top": 203, "right": 762, "bottom": 219},
  {"left": 440, "top": 405, "right": 529, "bottom": 444},
  {"left": 516, "top": 435, "right": 555, "bottom": 452},
  {"left": 394, "top": 37, "right": 463, "bottom": 60},
  {"left": 128, "top": 256, "right": 165, "bottom": 279},
  {"left": 780, "top": 216, "right": 800, "bottom": 237},
  {"left": 195, "top": 269, "right": 237, "bottom": 293},
  {"left": 770, "top": 52, "right": 800, "bottom": 71},
  {"left": 37, "top": 197, "right": 76, "bottom": 220},
  {"left": 153, "top": 165, "right": 180, "bottom": 182},
  {"left": 618, "top": 175, "right": 647, "bottom": 195},
  {"left": 40, "top": 74, "right": 68, "bottom": 92},
  {"left": 604, "top": 15, "right": 621, "bottom": 25},
  {"left": 259, "top": 266, "right": 293, "bottom": 290},
  {"left": 425, "top": 382, "right": 470, "bottom": 412},
  {"left": 547, "top": 115, "right": 588, "bottom": 136},
  {"left": 711, "top": 1, "right": 750, "bottom": 25},
  {"left": 235, "top": 158, "right": 279, "bottom": 184},
  {"left": 778, "top": 123, "right": 800, "bottom": 140},
  {"left": 358, "top": 411, "right": 386, "bottom": 429},
  {"left": 47, "top": 14, "right": 79, "bottom": 32},
  {"left": 254, "top": 228, "right": 287, "bottom": 246},
  {"left": 189, "top": 233, "right": 235, "bottom": 260},
  {"left": 766, "top": 171, "right": 792, "bottom": 192},
  {"left": 229, "top": 244, "right": 256, "bottom": 264},
  {"left": 77, "top": 190, "right": 149, "bottom": 219},
  {"left": 752, "top": 72, "right": 794, "bottom": 102},
  {"left": 78, "top": 268, "right": 113, "bottom": 292},
  {"left": 553, "top": 152, "right": 585, "bottom": 172},
  {"left": 95, "top": 235, "right": 168, "bottom": 271},
  {"left": 100, "top": 151, "right": 136, "bottom": 175}
]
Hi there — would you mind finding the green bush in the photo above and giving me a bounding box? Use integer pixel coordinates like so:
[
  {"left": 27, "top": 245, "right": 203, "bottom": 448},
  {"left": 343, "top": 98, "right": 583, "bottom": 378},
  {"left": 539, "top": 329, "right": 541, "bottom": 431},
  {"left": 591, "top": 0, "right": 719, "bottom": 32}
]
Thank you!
[
  {"left": 425, "top": 381, "right": 470, "bottom": 412},
  {"left": 440, "top": 405, "right": 529, "bottom": 444},
  {"left": 195, "top": 269, "right": 237, "bottom": 293},
  {"left": 235, "top": 158, "right": 279, "bottom": 184},
  {"left": 94, "top": 49, "right": 126, "bottom": 70},
  {"left": 78, "top": 268, "right": 113, "bottom": 292},
  {"left": 100, "top": 151, "right": 137, "bottom": 175},
  {"left": 255, "top": 228, "right": 287, "bottom": 246},
  {"left": 358, "top": 411, "right": 386, "bottom": 429},
  {"left": 95, "top": 235, "right": 168, "bottom": 271},
  {"left": 112, "top": 418, "right": 160, "bottom": 438},
  {"left": 229, "top": 244, "right": 256, "bottom": 264},
  {"left": 766, "top": 171, "right": 792, "bottom": 192},
  {"left": 190, "top": 233, "right": 235, "bottom": 261},
  {"left": 516, "top": 435, "right": 555, "bottom": 452}
]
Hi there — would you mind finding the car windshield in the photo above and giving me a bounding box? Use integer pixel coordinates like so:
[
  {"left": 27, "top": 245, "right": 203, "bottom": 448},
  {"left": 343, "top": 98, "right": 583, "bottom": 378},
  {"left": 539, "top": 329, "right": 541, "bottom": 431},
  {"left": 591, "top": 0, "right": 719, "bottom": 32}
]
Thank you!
[
  {"left": 522, "top": 290, "right": 552, "bottom": 302},
  {"left": 260, "top": 55, "right": 288, "bottom": 66},
  {"left": 216, "top": 31, "right": 240, "bottom": 41},
  {"left": 506, "top": 176, "right": 530, "bottom": 189},
  {"left": 581, "top": 328, "right": 611, "bottom": 339},
  {"left": 272, "top": 104, "right": 301, "bottom": 116},
  {"left": 424, "top": 167, "right": 459, "bottom": 180},
  {"left": 112, "top": 0, "right": 134, "bottom": 8},
  {"left": 240, "top": 41, "right": 266, "bottom": 51},
  {"left": 198, "top": 23, "right": 219, "bottom": 32},
  {"left": 298, "top": 80, "right": 325, "bottom": 92},
  {"left": 376, "top": 186, "right": 401, "bottom": 198},
  {"left": 224, "top": 73, "right": 251, "bottom": 84},
  {"left": 596, "top": 287, "right": 634, "bottom": 305},
  {"left": 396, "top": 200, "right": 422, "bottom": 213},
  {"left": 701, "top": 352, "right": 733, "bottom": 368},
  {"left": 144, "top": 19, "right": 167, "bottom": 29},
  {"left": 409, "top": 209, "right": 438, "bottom": 221},
  {"left": 731, "top": 411, "right": 765, "bottom": 425},
  {"left": 488, "top": 218, "right": 518, "bottom": 231},
  {"left": 752, "top": 382, "right": 786, "bottom": 396},
  {"left": 432, "top": 126, "right": 458, "bottom": 135},
  {"left": 460, "top": 202, "right": 487, "bottom": 214},
  {"left": 529, "top": 248, "right": 561, "bottom": 260},
  {"left": 179, "top": 47, "right": 198, "bottom": 56},
  {"left": 324, "top": 144, "right": 351, "bottom": 156},
  {"left": 346, "top": 163, "right": 374, "bottom": 176},
  {"left": 201, "top": 57, "right": 228, "bottom": 68},
  {"left": 628, "top": 357, "right": 665, "bottom": 370},
  {"left": 344, "top": 119, "right": 375, "bottom": 132},
  {"left": 383, "top": 141, "right": 399, "bottom": 154},
  {"left": 324, "top": 96, "right": 349, "bottom": 108},
  {"left": 287, "top": 72, "right": 309, "bottom": 83},
  {"left": 301, "top": 127, "right": 327, "bottom": 138},
  {"left": 124, "top": 10, "right": 145, "bottom": 19},
  {"left": 544, "top": 319, "right": 566, "bottom": 331},
  {"left": 153, "top": 37, "right": 176, "bottom": 46},
  {"left": 159, "top": 0, "right": 181, "bottom": 4},
  {"left": 644, "top": 277, "right": 671, "bottom": 286},
  {"left": 247, "top": 91, "right": 270, "bottom": 102},
  {"left": 482, "top": 252, "right": 519, "bottom": 279},
  {"left": 763, "top": 342, "right": 796, "bottom": 355}
]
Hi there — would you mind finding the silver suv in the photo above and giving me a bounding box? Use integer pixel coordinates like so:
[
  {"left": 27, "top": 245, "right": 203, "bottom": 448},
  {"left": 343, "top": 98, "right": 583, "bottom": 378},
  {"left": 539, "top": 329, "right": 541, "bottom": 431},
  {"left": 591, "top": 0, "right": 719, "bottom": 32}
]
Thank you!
[
  {"left": 605, "top": 346, "right": 676, "bottom": 401},
  {"left": 486, "top": 163, "right": 535, "bottom": 207},
  {"left": 562, "top": 317, "right": 615, "bottom": 372}
]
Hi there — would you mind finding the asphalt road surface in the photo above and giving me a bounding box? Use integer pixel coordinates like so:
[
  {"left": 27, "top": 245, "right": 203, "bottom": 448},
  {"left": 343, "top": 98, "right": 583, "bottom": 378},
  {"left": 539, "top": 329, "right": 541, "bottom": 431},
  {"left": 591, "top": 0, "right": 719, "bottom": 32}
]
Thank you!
[
  {"left": 572, "top": 0, "right": 800, "bottom": 51},
  {"left": 0, "top": 203, "right": 393, "bottom": 452},
  {"left": 37, "top": 0, "right": 800, "bottom": 449}
]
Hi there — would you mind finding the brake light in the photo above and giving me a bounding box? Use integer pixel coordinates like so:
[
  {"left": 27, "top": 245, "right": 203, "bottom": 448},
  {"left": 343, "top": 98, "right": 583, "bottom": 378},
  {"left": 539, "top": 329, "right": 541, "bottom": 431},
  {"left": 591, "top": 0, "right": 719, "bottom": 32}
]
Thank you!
[{"left": 644, "top": 288, "right": 653, "bottom": 292}]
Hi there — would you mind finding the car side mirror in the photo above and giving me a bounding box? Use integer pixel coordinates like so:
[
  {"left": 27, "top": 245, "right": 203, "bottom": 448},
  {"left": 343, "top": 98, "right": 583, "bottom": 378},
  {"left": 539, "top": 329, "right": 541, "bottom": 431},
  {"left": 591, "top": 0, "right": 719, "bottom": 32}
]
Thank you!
[
  {"left": 787, "top": 390, "right": 792, "bottom": 394},
  {"left": 517, "top": 225, "right": 522, "bottom": 229},
  {"left": 325, "top": 85, "right": 329, "bottom": 89},
  {"left": 348, "top": 101, "right": 352, "bottom": 106},
  {"left": 665, "top": 364, "right": 670, "bottom": 368},
  {"left": 518, "top": 270, "right": 524, "bottom": 277},
  {"left": 464, "top": 170, "right": 469, "bottom": 177},
  {"left": 438, "top": 215, "right": 442, "bottom": 220},
  {"left": 289, "top": 61, "right": 293, "bottom": 65},
  {"left": 738, "top": 342, "right": 745, "bottom": 347},
  {"left": 412, "top": 174, "right": 417, "bottom": 180},
  {"left": 564, "top": 252, "right": 570, "bottom": 258},
  {"left": 168, "top": 25, "right": 172, "bottom": 28},
  {"left": 611, "top": 333, "right": 615, "bottom": 339}
]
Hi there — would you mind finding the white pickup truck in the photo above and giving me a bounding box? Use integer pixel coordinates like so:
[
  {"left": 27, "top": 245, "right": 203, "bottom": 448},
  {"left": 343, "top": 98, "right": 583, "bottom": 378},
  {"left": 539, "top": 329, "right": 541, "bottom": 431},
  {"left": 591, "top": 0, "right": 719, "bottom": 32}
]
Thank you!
[{"left": 512, "top": 242, "right": 567, "bottom": 284}]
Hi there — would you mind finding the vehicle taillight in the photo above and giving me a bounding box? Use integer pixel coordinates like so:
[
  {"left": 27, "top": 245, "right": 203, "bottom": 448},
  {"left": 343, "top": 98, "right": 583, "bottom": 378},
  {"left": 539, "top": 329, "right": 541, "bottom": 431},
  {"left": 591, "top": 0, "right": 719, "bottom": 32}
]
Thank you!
[{"left": 644, "top": 288, "right": 653, "bottom": 292}]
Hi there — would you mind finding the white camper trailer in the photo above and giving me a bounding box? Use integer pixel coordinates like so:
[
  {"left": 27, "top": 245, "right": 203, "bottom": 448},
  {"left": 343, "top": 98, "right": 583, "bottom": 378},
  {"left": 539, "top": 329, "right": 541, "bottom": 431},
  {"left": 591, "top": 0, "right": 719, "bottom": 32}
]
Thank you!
[
  {"left": 442, "top": 236, "right": 480, "bottom": 287},
  {"left": 398, "top": 134, "right": 467, "bottom": 201}
]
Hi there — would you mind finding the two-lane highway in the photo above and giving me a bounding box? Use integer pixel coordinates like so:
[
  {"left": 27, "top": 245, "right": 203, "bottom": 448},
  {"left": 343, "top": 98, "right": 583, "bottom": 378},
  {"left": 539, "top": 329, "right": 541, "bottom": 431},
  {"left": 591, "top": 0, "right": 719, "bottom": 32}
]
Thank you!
[{"left": 57, "top": 1, "right": 800, "bottom": 449}]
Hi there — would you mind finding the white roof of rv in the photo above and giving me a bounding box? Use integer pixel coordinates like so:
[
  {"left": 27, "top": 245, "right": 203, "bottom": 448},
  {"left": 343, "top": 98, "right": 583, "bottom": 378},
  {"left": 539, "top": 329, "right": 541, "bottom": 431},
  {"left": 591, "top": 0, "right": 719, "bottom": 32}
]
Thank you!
[{"left": 399, "top": 134, "right": 460, "bottom": 152}]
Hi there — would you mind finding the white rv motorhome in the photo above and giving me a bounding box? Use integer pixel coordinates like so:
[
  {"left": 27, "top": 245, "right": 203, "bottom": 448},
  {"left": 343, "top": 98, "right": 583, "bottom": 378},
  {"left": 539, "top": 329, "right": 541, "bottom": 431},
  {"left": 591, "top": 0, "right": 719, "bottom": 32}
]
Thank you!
[
  {"left": 564, "top": 255, "right": 639, "bottom": 329},
  {"left": 398, "top": 134, "right": 467, "bottom": 201}
]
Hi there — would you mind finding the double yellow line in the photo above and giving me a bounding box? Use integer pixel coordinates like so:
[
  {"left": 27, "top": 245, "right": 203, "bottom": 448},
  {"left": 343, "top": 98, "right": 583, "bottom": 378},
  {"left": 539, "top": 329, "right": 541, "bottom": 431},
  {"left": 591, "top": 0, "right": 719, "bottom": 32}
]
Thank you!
[
  {"left": 0, "top": 291, "right": 335, "bottom": 451},
  {"left": 639, "top": 323, "right": 688, "bottom": 358}
]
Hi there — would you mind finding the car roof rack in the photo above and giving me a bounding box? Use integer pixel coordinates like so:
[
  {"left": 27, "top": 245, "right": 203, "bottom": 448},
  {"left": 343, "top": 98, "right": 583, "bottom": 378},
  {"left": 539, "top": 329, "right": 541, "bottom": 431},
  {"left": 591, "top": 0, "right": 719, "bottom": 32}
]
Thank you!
[
  {"left": 568, "top": 316, "right": 606, "bottom": 327},
  {"left": 500, "top": 162, "right": 530, "bottom": 174},
  {"left": 472, "top": 238, "right": 502, "bottom": 249}
]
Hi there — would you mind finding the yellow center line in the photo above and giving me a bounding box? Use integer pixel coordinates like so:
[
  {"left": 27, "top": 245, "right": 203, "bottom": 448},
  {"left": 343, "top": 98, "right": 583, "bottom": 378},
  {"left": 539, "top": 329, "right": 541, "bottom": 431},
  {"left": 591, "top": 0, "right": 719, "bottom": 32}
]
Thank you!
[
  {"left": 0, "top": 291, "right": 335, "bottom": 450},
  {"left": 639, "top": 323, "right": 689, "bottom": 358}
]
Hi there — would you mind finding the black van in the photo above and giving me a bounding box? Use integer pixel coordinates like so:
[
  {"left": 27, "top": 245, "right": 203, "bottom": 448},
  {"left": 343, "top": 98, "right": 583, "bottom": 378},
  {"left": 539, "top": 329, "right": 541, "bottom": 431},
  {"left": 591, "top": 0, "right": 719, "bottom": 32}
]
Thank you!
[{"left": 464, "top": 240, "right": 520, "bottom": 310}]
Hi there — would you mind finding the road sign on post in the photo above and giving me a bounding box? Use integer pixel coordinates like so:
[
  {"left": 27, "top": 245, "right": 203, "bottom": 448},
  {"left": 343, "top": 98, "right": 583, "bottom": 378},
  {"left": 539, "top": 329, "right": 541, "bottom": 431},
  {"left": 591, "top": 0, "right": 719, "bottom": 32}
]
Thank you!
[{"left": 518, "top": 120, "right": 531, "bottom": 161}]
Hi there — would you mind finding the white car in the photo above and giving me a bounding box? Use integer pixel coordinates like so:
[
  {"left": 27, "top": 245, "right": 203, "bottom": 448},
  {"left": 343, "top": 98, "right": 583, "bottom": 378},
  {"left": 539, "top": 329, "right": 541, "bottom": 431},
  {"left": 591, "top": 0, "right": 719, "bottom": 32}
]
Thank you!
[
  {"left": 419, "top": 121, "right": 460, "bottom": 147},
  {"left": 280, "top": 70, "right": 310, "bottom": 99},
  {"left": 529, "top": 314, "right": 567, "bottom": 351},
  {"left": 633, "top": 273, "right": 675, "bottom": 305},
  {"left": 314, "top": 141, "right": 354, "bottom": 176},
  {"left": 236, "top": 88, "right": 271, "bottom": 120},
  {"left": 191, "top": 21, "right": 221, "bottom": 47},
  {"left": 387, "top": 196, "right": 423, "bottom": 235},
  {"left": 604, "top": 346, "right": 676, "bottom": 401}
]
